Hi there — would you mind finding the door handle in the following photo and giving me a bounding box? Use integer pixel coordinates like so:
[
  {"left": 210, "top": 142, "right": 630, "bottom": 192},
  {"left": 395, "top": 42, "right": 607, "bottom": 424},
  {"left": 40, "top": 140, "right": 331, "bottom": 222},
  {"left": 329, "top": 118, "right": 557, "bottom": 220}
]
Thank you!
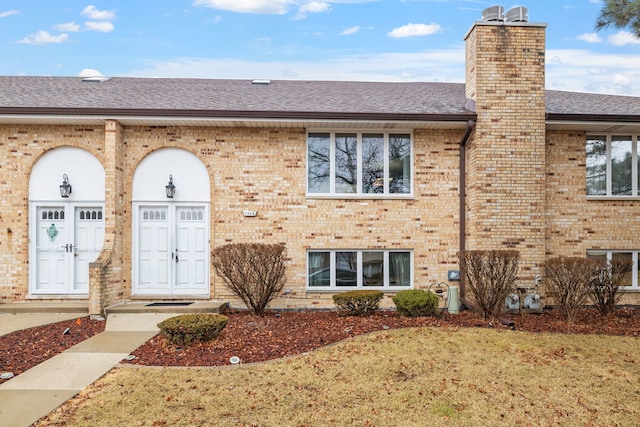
[{"left": 175, "top": 249, "right": 179, "bottom": 263}]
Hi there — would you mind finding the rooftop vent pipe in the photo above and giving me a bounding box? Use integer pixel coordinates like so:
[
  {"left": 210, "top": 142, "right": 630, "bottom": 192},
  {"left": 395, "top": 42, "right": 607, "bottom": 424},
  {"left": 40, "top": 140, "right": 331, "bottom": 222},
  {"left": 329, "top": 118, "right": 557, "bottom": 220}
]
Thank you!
[{"left": 81, "top": 76, "right": 110, "bottom": 83}]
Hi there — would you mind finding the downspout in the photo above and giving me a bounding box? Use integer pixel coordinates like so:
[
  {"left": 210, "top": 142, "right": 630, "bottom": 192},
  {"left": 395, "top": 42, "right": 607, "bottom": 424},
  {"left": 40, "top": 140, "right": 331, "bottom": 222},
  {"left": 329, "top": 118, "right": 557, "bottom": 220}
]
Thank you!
[{"left": 458, "top": 119, "right": 476, "bottom": 300}]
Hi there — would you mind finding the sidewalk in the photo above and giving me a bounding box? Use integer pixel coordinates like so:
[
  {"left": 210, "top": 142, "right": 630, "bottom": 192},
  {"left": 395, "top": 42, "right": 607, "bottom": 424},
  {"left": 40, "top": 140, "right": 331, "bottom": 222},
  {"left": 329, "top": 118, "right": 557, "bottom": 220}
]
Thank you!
[{"left": 0, "top": 312, "right": 177, "bottom": 427}]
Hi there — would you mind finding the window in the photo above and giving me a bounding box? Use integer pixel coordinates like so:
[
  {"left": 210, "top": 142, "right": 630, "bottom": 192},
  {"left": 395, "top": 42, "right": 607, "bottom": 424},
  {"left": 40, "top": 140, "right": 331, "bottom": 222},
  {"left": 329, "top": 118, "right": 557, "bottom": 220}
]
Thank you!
[
  {"left": 586, "top": 135, "right": 638, "bottom": 197},
  {"left": 307, "top": 250, "right": 412, "bottom": 289},
  {"left": 587, "top": 250, "right": 638, "bottom": 289},
  {"left": 307, "top": 132, "right": 412, "bottom": 196}
]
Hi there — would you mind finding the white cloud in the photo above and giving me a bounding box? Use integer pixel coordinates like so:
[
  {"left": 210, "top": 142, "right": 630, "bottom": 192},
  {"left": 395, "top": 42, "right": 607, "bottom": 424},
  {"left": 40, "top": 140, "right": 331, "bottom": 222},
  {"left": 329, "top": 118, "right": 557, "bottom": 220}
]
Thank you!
[
  {"left": 608, "top": 31, "right": 640, "bottom": 46},
  {"left": 577, "top": 33, "right": 602, "bottom": 43},
  {"left": 121, "top": 49, "right": 467, "bottom": 83},
  {"left": 78, "top": 68, "right": 104, "bottom": 77},
  {"left": 341, "top": 26, "right": 360, "bottom": 35},
  {"left": 0, "top": 10, "right": 18, "bottom": 18},
  {"left": 193, "top": 0, "right": 292, "bottom": 14},
  {"left": 611, "top": 73, "right": 630, "bottom": 86},
  {"left": 81, "top": 5, "right": 116, "bottom": 21},
  {"left": 18, "top": 30, "right": 68, "bottom": 45},
  {"left": 293, "top": 1, "right": 330, "bottom": 19},
  {"left": 85, "top": 21, "right": 115, "bottom": 33},
  {"left": 388, "top": 23, "right": 441, "bottom": 38},
  {"left": 546, "top": 48, "right": 640, "bottom": 95},
  {"left": 299, "top": 1, "right": 330, "bottom": 13},
  {"left": 53, "top": 22, "right": 81, "bottom": 32}
]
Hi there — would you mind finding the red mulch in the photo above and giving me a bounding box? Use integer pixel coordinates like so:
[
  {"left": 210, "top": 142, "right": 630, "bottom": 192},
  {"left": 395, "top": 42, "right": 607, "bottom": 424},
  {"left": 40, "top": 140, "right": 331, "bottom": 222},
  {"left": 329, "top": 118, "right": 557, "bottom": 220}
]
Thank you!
[
  {"left": 0, "top": 317, "right": 105, "bottom": 383},
  {"left": 126, "top": 308, "right": 640, "bottom": 368},
  {"left": 2, "top": 308, "right": 640, "bottom": 382}
]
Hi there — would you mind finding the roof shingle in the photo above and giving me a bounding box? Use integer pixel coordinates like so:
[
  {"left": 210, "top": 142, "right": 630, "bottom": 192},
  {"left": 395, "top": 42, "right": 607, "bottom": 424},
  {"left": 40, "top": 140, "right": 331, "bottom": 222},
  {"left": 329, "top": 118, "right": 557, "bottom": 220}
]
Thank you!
[{"left": 2, "top": 76, "right": 640, "bottom": 122}]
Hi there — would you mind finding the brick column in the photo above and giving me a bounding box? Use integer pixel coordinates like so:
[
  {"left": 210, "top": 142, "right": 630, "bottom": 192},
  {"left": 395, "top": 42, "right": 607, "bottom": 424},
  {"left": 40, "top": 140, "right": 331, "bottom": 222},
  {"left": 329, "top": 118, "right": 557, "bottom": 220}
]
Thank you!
[
  {"left": 89, "top": 120, "right": 126, "bottom": 316},
  {"left": 464, "top": 21, "right": 547, "bottom": 286}
]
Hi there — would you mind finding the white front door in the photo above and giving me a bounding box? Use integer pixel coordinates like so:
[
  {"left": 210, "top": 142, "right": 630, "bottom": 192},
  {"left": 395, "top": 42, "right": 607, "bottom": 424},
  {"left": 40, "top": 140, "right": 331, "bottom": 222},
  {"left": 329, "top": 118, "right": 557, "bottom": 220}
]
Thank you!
[
  {"left": 134, "top": 205, "right": 209, "bottom": 296},
  {"left": 33, "top": 205, "right": 105, "bottom": 294}
]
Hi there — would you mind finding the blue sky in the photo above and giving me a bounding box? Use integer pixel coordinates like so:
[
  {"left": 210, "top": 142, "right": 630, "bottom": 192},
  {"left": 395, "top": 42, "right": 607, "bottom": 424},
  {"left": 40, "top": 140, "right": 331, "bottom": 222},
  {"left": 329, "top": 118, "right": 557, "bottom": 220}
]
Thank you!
[{"left": 1, "top": 1, "right": 640, "bottom": 95}]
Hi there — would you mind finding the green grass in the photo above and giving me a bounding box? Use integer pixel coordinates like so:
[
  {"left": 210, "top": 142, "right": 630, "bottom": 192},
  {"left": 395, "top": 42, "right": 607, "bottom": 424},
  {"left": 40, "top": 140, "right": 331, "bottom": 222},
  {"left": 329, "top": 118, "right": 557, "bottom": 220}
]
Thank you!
[{"left": 37, "top": 327, "right": 640, "bottom": 426}]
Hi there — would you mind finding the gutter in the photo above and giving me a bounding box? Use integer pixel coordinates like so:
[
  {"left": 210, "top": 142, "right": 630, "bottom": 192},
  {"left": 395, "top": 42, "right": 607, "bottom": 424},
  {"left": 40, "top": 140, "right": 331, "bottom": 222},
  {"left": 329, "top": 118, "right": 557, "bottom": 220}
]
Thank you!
[
  {"left": 0, "top": 106, "right": 475, "bottom": 123},
  {"left": 458, "top": 119, "right": 476, "bottom": 300}
]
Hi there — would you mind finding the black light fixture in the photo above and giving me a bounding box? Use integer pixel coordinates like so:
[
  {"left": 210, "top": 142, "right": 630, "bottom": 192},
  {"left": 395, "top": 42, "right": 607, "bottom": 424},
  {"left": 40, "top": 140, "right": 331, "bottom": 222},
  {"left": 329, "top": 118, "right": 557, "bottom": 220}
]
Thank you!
[
  {"left": 165, "top": 175, "right": 176, "bottom": 198},
  {"left": 59, "top": 174, "right": 72, "bottom": 198}
]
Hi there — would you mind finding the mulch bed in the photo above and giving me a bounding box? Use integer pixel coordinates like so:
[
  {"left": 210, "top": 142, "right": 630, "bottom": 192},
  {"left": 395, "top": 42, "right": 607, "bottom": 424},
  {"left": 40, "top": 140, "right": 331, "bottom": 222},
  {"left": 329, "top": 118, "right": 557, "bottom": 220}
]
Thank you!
[
  {"left": 2, "top": 308, "right": 640, "bottom": 383},
  {"left": 0, "top": 316, "right": 105, "bottom": 383}
]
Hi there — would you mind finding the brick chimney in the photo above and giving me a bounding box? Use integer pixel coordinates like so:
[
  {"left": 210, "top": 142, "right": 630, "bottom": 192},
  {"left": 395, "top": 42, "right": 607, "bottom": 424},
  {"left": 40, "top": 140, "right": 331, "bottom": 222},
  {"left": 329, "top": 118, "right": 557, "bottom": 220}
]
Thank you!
[{"left": 463, "top": 6, "right": 547, "bottom": 285}]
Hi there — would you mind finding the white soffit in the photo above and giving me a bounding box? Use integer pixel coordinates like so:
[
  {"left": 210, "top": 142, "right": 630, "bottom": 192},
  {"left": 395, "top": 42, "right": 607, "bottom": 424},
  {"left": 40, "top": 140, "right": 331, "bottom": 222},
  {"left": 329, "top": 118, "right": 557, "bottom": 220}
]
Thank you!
[
  {"left": 546, "top": 120, "right": 640, "bottom": 133},
  {"left": 0, "top": 115, "right": 470, "bottom": 130}
]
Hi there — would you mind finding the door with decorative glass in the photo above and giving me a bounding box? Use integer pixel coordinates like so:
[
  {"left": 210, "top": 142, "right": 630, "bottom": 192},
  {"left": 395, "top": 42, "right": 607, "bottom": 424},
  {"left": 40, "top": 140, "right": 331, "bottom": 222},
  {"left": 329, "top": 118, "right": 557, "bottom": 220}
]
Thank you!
[
  {"left": 134, "top": 205, "right": 208, "bottom": 296},
  {"left": 33, "top": 205, "right": 104, "bottom": 294}
]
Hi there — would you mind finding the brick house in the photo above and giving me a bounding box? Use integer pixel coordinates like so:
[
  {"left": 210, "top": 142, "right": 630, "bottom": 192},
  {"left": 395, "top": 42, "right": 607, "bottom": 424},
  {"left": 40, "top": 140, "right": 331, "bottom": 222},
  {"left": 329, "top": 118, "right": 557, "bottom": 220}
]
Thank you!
[{"left": 2, "top": 11, "right": 640, "bottom": 315}]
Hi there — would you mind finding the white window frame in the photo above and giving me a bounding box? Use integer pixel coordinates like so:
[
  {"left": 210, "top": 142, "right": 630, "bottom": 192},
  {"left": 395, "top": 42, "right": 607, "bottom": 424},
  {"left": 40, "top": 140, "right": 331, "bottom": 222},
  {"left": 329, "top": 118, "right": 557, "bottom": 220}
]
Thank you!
[
  {"left": 587, "top": 250, "right": 639, "bottom": 290},
  {"left": 586, "top": 134, "right": 639, "bottom": 198},
  {"left": 306, "top": 131, "right": 414, "bottom": 198},
  {"left": 306, "top": 249, "right": 414, "bottom": 290}
]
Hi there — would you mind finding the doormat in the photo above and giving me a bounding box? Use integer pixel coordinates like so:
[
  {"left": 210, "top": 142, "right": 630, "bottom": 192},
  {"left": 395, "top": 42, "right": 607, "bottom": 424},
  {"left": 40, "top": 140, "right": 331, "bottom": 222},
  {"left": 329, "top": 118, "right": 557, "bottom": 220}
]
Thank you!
[{"left": 146, "top": 302, "right": 194, "bottom": 307}]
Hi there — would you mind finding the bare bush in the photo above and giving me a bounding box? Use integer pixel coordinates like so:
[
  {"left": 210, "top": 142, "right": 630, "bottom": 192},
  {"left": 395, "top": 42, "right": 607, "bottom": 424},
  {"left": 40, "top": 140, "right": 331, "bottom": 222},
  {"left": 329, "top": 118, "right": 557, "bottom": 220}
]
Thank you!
[
  {"left": 459, "top": 250, "right": 520, "bottom": 319},
  {"left": 211, "top": 243, "right": 287, "bottom": 316},
  {"left": 544, "top": 257, "right": 595, "bottom": 322},
  {"left": 590, "top": 259, "right": 632, "bottom": 316}
]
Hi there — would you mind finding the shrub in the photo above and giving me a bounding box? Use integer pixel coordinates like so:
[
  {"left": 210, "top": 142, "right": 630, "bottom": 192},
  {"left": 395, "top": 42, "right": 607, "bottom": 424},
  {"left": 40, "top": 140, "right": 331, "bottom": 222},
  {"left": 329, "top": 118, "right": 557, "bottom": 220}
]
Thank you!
[
  {"left": 157, "top": 313, "right": 228, "bottom": 347},
  {"left": 333, "top": 290, "right": 384, "bottom": 316},
  {"left": 211, "top": 243, "right": 287, "bottom": 316},
  {"left": 590, "top": 259, "right": 632, "bottom": 316},
  {"left": 392, "top": 289, "right": 439, "bottom": 317},
  {"left": 459, "top": 250, "right": 520, "bottom": 319},
  {"left": 544, "top": 257, "right": 595, "bottom": 322}
]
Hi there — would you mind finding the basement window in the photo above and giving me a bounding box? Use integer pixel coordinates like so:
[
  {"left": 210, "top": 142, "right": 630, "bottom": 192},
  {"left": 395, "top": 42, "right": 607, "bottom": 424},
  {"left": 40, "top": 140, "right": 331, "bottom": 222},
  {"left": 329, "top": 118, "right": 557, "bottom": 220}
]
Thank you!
[
  {"left": 587, "top": 250, "right": 639, "bottom": 290},
  {"left": 307, "top": 249, "right": 413, "bottom": 290}
]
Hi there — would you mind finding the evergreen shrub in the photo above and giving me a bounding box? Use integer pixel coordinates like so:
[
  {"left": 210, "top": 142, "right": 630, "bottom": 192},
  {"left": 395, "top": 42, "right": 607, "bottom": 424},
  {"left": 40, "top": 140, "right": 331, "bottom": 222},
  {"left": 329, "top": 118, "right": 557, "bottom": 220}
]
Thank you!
[
  {"left": 157, "top": 313, "right": 228, "bottom": 346},
  {"left": 393, "top": 289, "right": 440, "bottom": 317}
]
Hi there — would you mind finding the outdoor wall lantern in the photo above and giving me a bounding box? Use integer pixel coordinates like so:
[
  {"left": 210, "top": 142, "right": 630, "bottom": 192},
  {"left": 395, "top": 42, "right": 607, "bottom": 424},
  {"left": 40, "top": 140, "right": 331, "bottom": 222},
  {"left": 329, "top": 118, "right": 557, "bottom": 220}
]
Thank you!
[
  {"left": 59, "top": 174, "right": 72, "bottom": 198},
  {"left": 165, "top": 175, "right": 176, "bottom": 198}
]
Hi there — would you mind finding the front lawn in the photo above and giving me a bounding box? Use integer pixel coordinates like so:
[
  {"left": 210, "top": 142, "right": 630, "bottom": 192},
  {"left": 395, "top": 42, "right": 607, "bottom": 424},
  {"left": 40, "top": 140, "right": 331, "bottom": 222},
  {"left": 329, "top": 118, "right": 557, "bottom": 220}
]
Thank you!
[{"left": 37, "top": 326, "right": 640, "bottom": 426}]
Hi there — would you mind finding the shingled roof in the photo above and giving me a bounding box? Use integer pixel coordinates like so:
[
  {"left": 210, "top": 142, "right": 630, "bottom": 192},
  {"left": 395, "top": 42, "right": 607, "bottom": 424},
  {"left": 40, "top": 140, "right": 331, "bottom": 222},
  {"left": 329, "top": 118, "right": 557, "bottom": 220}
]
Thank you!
[
  {"left": 0, "top": 76, "right": 470, "bottom": 121},
  {"left": 1, "top": 76, "right": 640, "bottom": 124}
]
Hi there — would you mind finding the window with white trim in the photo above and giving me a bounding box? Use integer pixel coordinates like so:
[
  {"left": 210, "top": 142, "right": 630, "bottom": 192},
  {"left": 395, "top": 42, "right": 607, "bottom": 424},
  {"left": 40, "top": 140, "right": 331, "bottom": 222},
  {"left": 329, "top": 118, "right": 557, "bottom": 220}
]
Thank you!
[
  {"left": 307, "top": 250, "right": 413, "bottom": 289},
  {"left": 307, "top": 132, "right": 412, "bottom": 196},
  {"left": 587, "top": 250, "right": 638, "bottom": 289},
  {"left": 586, "top": 135, "right": 639, "bottom": 196}
]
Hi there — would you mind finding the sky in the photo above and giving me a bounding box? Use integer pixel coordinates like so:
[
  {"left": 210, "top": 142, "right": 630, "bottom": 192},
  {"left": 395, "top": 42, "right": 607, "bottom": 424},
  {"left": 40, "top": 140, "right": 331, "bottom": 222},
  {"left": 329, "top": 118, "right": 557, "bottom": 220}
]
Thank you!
[{"left": 1, "top": 1, "right": 640, "bottom": 95}]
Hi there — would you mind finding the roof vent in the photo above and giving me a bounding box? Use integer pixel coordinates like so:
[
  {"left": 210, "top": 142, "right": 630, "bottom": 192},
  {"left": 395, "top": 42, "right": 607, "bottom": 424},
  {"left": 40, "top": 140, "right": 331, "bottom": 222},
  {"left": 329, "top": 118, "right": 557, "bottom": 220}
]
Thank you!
[
  {"left": 505, "top": 6, "right": 528, "bottom": 22},
  {"left": 251, "top": 79, "right": 271, "bottom": 85},
  {"left": 482, "top": 5, "right": 505, "bottom": 22},
  {"left": 81, "top": 76, "right": 110, "bottom": 83}
]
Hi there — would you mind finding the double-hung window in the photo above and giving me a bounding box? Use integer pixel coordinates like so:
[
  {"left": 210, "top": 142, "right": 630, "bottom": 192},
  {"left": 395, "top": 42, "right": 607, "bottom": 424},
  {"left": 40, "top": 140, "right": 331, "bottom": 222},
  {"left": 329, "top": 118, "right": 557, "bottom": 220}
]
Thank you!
[
  {"left": 586, "top": 135, "right": 638, "bottom": 197},
  {"left": 307, "top": 250, "right": 413, "bottom": 290},
  {"left": 587, "top": 250, "right": 638, "bottom": 289},
  {"left": 307, "top": 132, "right": 412, "bottom": 196}
]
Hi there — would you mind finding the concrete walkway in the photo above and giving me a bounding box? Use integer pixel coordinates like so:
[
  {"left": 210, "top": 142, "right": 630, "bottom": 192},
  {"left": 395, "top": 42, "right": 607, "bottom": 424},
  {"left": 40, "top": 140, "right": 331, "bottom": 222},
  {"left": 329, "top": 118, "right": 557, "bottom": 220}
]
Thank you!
[{"left": 0, "top": 305, "right": 223, "bottom": 427}]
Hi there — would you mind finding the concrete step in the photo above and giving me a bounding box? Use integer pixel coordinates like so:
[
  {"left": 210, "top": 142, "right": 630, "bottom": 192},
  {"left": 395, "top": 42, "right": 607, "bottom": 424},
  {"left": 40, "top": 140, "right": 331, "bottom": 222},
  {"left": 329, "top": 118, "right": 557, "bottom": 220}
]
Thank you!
[
  {"left": 0, "top": 302, "right": 89, "bottom": 314},
  {"left": 105, "top": 300, "right": 228, "bottom": 315}
]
